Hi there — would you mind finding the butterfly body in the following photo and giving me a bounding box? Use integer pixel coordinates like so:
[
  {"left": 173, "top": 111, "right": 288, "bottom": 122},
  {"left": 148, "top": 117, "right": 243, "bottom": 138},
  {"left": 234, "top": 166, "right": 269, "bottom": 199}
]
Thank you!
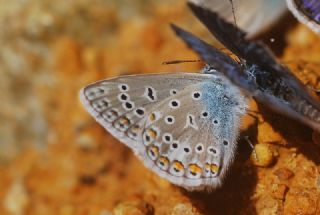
[
  {"left": 172, "top": 2, "right": 320, "bottom": 132},
  {"left": 80, "top": 68, "right": 247, "bottom": 190}
]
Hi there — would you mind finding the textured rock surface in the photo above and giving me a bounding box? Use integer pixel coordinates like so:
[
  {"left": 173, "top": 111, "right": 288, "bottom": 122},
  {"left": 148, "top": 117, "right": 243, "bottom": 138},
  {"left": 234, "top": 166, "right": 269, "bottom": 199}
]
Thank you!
[{"left": 0, "top": 1, "right": 320, "bottom": 214}]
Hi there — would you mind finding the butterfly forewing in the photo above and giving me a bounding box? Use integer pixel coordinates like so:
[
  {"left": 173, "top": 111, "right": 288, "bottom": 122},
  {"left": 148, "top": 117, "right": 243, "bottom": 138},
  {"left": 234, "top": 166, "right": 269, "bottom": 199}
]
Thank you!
[
  {"left": 80, "top": 72, "right": 247, "bottom": 190},
  {"left": 80, "top": 73, "right": 209, "bottom": 148}
]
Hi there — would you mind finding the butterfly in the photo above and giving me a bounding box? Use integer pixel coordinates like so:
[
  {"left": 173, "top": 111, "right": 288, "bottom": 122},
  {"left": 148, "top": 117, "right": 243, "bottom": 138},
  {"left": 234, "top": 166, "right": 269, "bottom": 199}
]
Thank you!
[
  {"left": 80, "top": 67, "right": 248, "bottom": 191},
  {"left": 172, "top": 2, "right": 320, "bottom": 132},
  {"left": 193, "top": 0, "right": 320, "bottom": 35},
  {"left": 286, "top": 0, "right": 320, "bottom": 34},
  {"left": 188, "top": 0, "right": 287, "bottom": 37}
]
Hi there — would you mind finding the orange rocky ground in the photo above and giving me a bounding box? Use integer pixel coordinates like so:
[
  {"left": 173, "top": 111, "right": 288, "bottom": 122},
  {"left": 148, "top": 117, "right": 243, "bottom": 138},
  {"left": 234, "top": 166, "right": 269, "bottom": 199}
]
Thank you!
[{"left": 1, "top": 1, "right": 320, "bottom": 215}]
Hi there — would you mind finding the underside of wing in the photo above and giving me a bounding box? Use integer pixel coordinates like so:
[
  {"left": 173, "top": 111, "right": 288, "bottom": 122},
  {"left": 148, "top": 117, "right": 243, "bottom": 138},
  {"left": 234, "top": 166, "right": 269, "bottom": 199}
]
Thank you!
[
  {"left": 189, "top": 0, "right": 287, "bottom": 37},
  {"left": 130, "top": 74, "right": 247, "bottom": 190},
  {"left": 80, "top": 72, "right": 248, "bottom": 190},
  {"left": 79, "top": 73, "right": 211, "bottom": 149}
]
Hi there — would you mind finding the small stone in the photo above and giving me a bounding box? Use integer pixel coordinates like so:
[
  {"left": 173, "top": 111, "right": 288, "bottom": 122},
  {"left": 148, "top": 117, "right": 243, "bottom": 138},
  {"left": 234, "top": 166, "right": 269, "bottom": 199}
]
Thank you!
[
  {"left": 170, "top": 203, "right": 201, "bottom": 215},
  {"left": 258, "top": 122, "right": 283, "bottom": 144},
  {"left": 4, "top": 179, "right": 29, "bottom": 215},
  {"left": 274, "top": 168, "right": 294, "bottom": 181},
  {"left": 251, "top": 144, "right": 275, "bottom": 167},
  {"left": 271, "top": 184, "right": 288, "bottom": 200},
  {"left": 75, "top": 133, "right": 95, "bottom": 150},
  {"left": 113, "top": 201, "right": 154, "bottom": 215}
]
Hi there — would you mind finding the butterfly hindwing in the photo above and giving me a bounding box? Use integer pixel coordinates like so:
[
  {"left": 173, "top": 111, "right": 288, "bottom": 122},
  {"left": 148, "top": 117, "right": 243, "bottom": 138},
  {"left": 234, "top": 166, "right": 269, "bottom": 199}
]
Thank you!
[{"left": 141, "top": 76, "right": 247, "bottom": 189}]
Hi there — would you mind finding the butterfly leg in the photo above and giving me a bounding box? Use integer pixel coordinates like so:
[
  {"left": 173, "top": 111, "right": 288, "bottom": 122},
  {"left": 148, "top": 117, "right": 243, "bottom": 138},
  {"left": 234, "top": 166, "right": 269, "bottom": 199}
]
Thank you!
[{"left": 244, "top": 136, "right": 259, "bottom": 162}]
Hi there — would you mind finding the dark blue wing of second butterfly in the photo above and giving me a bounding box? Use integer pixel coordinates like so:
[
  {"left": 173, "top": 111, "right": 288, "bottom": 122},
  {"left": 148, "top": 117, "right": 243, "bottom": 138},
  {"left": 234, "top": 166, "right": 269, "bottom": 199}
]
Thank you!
[
  {"left": 171, "top": 2, "right": 320, "bottom": 132},
  {"left": 297, "top": 0, "right": 320, "bottom": 23}
]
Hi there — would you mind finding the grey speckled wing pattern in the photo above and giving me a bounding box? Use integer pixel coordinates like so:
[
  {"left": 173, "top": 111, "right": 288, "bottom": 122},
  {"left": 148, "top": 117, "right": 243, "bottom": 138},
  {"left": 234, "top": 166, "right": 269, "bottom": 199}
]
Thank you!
[
  {"left": 80, "top": 69, "right": 247, "bottom": 190},
  {"left": 172, "top": 2, "right": 320, "bottom": 132}
]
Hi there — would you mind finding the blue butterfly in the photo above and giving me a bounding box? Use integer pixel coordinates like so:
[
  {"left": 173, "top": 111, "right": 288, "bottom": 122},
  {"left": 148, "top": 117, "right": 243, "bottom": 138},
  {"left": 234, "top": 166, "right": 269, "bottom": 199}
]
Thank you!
[
  {"left": 172, "top": 2, "right": 320, "bottom": 133},
  {"left": 287, "top": 0, "right": 320, "bottom": 33}
]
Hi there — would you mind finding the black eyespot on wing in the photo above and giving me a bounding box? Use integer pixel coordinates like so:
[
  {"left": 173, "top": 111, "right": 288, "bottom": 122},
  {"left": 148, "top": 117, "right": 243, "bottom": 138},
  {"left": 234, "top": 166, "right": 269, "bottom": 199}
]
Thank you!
[
  {"left": 210, "top": 148, "right": 216, "bottom": 154},
  {"left": 171, "top": 101, "right": 178, "bottom": 107},
  {"left": 125, "top": 102, "right": 133, "bottom": 109},
  {"left": 136, "top": 108, "right": 144, "bottom": 116},
  {"left": 188, "top": 115, "right": 194, "bottom": 125},
  {"left": 165, "top": 135, "right": 171, "bottom": 142},
  {"left": 147, "top": 87, "right": 155, "bottom": 101},
  {"left": 121, "top": 84, "right": 128, "bottom": 91},
  {"left": 193, "top": 92, "right": 201, "bottom": 99},
  {"left": 172, "top": 142, "right": 178, "bottom": 149},
  {"left": 184, "top": 147, "right": 190, "bottom": 153},
  {"left": 120, "top": 94, "right": 128, "bottom": 101}
]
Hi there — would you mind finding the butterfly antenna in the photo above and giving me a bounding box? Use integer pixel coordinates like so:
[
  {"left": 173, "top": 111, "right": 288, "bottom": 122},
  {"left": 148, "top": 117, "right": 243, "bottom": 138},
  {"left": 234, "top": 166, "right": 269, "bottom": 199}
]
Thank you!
[
  {"left": 229, "top": 0, "right": 238, "bottom": 27},
  {"left": 162, "top": 59, "right": 203, "bottom": 65}
]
